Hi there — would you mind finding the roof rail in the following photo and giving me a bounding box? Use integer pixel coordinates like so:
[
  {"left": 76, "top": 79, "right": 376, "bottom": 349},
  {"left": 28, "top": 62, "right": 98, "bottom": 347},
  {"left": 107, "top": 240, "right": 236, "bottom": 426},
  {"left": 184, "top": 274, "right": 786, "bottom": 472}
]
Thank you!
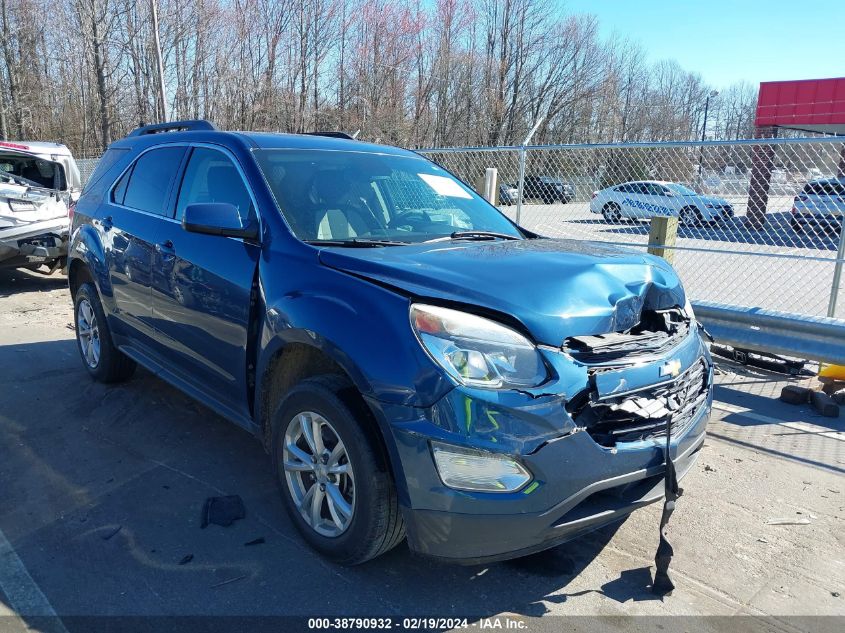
[
  {"left": 302, "top": 131, "right": 356, "bottom": 140},
  {"left": 127, "top": 120, "right": 218, "bottom": 137}
]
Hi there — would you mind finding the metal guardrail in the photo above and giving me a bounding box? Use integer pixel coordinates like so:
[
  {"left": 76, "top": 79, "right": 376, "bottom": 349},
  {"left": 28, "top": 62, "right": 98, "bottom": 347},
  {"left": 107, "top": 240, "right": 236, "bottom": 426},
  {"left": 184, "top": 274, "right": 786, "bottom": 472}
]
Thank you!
[{"left": 693, "top": 300, "right": 845, "bottom": 365}]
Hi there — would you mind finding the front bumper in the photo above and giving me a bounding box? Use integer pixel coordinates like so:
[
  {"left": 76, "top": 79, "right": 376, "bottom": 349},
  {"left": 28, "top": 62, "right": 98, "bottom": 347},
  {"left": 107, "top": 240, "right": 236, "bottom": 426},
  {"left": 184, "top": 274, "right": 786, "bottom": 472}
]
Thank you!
[
  {"left": 406, "top": 419, "right": 705, "bottom": 564},
  {"left": 370, "top": 334, "right": 713, "bottom": 563}
]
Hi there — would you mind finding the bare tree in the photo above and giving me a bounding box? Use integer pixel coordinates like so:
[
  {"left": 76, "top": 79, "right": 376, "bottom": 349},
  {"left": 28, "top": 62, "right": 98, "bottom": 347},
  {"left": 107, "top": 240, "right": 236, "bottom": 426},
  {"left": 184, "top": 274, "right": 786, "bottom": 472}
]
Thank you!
[{"left": 3, "top": 0, "right": 757, "bottom": 153}]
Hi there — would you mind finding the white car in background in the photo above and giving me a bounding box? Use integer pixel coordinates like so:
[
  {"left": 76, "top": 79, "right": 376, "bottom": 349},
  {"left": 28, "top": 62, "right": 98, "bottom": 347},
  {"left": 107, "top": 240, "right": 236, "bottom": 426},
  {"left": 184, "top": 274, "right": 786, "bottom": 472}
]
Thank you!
[
  {"left": 590, "top": 180, "right": 734, "bottom": 225},
  {"left": 0, "top": 140, "right": 80, "bottom": 271},
  {"left": 790, "top": 177, "right": 845, "bottom": 233}
]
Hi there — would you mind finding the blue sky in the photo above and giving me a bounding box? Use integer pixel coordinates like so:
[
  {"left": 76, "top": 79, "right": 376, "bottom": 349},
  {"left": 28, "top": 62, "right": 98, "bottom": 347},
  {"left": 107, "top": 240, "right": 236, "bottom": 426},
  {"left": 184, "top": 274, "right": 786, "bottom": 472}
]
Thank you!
[{"left": 564, "top": 0, "right": 845, "bottom": 88}]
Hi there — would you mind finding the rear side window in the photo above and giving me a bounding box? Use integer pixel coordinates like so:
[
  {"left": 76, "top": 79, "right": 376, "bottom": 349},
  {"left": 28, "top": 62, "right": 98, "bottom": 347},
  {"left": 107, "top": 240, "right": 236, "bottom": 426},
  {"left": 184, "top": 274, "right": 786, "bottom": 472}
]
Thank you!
[
  {"left": 83, "top": 148, "right": 129, "bottom": 193},
  {"left": 112, "top": 168, "right": 131, "bottom": 205},
  {"left": 122, "top": 147, "right": 187, "bottom": 215},
  {"left": 175, "top": 148, "right": 253, "bottom": 222}
]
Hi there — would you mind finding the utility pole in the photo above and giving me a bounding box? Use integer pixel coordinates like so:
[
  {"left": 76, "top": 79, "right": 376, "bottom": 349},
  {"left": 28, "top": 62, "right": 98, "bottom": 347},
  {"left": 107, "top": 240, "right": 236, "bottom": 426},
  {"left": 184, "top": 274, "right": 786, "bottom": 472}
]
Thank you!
[
  {"left": 516, "top": 116, "right": 544, "bottom": 225},
  {"left": 151, "top": 0, "right": 168, "bottom": 122},
  {"left": 697, "top": 90, "right": 719, "bottom": 182}
]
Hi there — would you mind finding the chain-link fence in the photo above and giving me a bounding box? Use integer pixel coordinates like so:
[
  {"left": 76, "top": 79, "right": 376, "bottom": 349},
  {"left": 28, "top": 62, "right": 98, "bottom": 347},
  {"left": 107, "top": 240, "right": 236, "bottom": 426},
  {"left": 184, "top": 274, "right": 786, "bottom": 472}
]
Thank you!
[
  {"left": 76, "top": 157, "right": 102, "bottom": 185},
  {"left": 420, "top": 138, "right": 845, "bottom": 320}
]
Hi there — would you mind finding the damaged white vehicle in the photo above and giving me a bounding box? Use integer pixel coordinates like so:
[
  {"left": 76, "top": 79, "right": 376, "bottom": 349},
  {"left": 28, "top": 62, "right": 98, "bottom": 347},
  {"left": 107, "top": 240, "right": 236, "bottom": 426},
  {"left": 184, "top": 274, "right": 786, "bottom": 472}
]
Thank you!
[{"left": 0, "top": 141, "right": 81, "bottom": 271}]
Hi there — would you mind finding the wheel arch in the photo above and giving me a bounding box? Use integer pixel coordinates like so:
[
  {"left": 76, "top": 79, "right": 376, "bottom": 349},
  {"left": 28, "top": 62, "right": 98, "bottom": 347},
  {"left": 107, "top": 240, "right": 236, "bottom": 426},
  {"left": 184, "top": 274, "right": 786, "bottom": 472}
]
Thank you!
[
  {"left": 68, "top": 257, "right": 94, "bottom": 298},
  {"left": 256, "top": 337, "right": 402, "bottom": 488},
  {"left": 67, "top": 224, "right": 113, "bottom": 308}
]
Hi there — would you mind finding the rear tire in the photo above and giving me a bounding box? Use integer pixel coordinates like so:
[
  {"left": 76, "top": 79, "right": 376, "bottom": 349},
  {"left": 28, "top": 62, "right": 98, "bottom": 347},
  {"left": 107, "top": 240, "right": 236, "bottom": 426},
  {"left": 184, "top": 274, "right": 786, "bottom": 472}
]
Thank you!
[
  {"left": 679, "top": 206, "right": 703, "bottom": 226},
  {"left": 73, "top": 282, "right": 136, "bottom": 382},
  {"left": 602, "top": 202, "right": 622, "bottom": 223},
  {"left": 272, "top": 375, "right": 404, "bottom": 565}
]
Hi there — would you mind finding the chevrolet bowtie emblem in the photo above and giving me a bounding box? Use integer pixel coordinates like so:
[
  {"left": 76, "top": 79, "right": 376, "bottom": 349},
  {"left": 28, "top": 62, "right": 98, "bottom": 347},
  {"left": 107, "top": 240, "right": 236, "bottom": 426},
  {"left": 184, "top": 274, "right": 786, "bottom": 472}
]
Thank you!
[{"left": 660, "top": 359, "right": 682, "bottom": 378}]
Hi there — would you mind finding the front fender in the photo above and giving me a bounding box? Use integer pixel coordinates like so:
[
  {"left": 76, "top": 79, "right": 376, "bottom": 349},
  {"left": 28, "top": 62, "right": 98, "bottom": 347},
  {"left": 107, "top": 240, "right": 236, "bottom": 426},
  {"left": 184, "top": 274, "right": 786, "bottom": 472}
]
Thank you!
[{"left": 255, "top": 255, "right": 453, "bottom": 410}]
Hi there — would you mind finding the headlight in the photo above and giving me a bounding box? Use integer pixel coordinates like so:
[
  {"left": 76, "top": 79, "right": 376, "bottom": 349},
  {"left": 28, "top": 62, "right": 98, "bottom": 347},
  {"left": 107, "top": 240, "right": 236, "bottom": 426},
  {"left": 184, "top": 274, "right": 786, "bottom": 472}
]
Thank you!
[
  {"left": 410, "top": 304, "right": 548, "bottom": 389},
  {"left": 431, "top": 442, "right": 532, "bottom": 492}
]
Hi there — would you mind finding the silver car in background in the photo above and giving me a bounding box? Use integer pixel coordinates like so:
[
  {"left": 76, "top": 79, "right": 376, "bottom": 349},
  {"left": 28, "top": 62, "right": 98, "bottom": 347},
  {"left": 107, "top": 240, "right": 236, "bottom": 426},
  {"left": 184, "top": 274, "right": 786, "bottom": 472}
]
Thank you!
[
  {"left": 590, "top": 180, "right": 734, "bottom": 224},
  {"left": 790, "top": 177, "right": 845, "bottom": 233},
  {"left": 0, "top": 141, "right": 80, "bottom": 271}
]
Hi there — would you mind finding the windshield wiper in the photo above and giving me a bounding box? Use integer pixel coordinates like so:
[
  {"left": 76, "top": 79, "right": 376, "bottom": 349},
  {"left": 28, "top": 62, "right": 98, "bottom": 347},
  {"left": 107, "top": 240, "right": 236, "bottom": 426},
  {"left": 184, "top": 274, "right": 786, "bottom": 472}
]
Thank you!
[
  {"left": 433, "top": 230, "right": 521, "bottom": 242},
  {"left": 305, "top": 238, "right": 409, "bottom": 248}
]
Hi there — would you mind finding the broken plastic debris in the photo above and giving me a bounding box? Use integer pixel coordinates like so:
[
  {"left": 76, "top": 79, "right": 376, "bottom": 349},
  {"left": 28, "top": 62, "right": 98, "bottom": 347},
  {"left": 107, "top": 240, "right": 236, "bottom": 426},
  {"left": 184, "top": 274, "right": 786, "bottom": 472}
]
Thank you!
[
  {"left": 765, "top": 518, "right": 811, "bottom": 526},
  {"left": 201, "top": 495, "right": 246, "bottom": 528},
  {"left": 210, "top": 574, "right": 247, "bottom": 589},
  {"left": 101, "top": 525, "right": 122, "bottom": 540}
]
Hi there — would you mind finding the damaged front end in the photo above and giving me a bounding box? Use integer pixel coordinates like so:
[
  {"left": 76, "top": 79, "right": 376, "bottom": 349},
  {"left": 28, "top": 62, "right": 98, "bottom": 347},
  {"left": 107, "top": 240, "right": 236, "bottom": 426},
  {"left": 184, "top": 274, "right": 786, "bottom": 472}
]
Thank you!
[
  {"left": 563, "top": 305, "right": 710, "bottom": 447},
  {"left": 383, "top": 289, "right": 712, "bottom": 565},
  {"left": 0, "top": 154, "right": 72, "bottom": 270}
]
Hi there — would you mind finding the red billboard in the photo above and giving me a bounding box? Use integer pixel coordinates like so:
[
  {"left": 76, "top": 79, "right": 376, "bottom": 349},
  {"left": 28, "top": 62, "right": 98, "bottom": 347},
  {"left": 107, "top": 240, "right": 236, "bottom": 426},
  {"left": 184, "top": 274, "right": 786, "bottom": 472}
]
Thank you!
[{"left": 755, "top": 77, "right": 845, "bottom": 133}]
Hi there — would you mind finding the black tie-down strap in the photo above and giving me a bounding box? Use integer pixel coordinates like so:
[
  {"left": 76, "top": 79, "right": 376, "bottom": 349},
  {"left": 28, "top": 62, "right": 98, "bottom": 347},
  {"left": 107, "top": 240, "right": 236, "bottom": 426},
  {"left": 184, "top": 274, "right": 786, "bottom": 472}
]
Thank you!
[{"left": 652, "top": 420, "right": 683, "bottom": 596}]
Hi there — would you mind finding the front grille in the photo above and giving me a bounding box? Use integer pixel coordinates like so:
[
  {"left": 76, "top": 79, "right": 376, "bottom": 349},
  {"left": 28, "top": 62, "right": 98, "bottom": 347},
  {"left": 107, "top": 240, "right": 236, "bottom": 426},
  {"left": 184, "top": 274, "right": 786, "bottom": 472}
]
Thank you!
[{"left": 571, "top": 359, "right": 709, "bottom": 447}]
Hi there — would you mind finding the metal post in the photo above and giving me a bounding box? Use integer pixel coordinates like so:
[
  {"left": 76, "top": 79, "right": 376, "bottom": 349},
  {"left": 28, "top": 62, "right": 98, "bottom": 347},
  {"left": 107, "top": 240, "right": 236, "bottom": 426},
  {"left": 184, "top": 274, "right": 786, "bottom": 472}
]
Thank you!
[
  {"left": 515, "top": 117, "right": 544, "bottom": 226},
  {"left": 483, "top": 167, "right": 498, "bottom": 205},
  {"left": 828, "top": 222, "right": 845, "bottom": 318}
]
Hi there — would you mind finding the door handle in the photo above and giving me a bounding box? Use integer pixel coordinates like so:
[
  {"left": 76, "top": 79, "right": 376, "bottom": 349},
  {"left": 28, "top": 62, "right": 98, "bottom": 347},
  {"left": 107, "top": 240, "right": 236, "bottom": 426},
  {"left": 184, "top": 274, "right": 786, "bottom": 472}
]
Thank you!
[{"left": 156, "top": 239, "right": 175, "bottom": 253}]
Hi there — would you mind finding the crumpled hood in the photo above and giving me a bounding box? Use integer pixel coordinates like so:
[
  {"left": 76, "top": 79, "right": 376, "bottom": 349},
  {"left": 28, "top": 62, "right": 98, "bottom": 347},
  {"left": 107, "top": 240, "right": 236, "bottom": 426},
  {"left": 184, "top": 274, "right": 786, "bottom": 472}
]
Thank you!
[{"left": 318, "top": 238, "right": 686, "bottom": 345}]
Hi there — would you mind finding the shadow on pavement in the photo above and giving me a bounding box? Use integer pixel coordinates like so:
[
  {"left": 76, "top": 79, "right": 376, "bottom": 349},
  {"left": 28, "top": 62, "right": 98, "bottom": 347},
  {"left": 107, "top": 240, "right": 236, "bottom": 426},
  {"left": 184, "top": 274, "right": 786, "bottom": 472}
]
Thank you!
[{"left": 0, "top": 267, "right": 67, "bottom": 297}]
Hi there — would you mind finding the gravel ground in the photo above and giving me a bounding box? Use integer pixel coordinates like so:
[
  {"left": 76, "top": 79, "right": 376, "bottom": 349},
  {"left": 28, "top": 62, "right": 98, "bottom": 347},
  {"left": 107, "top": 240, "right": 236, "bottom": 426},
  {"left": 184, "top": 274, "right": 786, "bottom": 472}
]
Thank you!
[{"left": 0, "top": 267, "right": 843, "bottom": 632}]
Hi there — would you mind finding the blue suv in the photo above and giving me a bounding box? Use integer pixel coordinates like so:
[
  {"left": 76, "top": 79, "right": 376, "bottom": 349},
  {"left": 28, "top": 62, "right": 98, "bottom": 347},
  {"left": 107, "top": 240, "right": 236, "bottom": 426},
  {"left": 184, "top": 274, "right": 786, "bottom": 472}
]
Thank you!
[{"left": 68, "top": 121, "right": 712, "bottom": 566}]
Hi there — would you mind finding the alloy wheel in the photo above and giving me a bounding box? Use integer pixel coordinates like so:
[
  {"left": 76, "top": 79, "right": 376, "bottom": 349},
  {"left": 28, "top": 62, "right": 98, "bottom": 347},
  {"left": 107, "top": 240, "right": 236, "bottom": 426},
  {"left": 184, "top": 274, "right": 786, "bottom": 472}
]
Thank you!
[
  {"left": 602, "top": 203, "right": 621, "bottom": 222},
  {"left": 282, "top": 411, "right": 355, "bottom": 537},
  {"left": 77, "top": 298, "right": 101, "bottom": 368}
]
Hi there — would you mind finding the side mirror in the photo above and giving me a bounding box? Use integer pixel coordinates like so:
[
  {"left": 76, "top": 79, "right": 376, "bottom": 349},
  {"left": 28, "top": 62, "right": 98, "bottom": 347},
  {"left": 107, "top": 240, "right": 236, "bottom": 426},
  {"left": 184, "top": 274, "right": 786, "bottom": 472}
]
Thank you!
[{"left": 182, "top": 203, "right": 258, "bottom": 240}]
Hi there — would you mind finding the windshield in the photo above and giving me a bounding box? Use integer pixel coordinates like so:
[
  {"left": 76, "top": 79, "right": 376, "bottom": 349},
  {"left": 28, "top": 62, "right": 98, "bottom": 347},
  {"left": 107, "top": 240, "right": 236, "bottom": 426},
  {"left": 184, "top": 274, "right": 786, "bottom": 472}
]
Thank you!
[
  {"left": 666, "top": 183, "right": 698, "bottom": 196},
  {"left": 254, "top": 149, "right": 522, "bottom": 244}
]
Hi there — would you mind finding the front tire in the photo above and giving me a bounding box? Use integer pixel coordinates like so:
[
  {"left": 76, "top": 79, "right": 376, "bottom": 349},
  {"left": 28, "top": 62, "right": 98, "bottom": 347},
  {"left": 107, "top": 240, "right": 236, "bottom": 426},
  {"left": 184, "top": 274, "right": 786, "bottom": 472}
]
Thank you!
[
  {"left": 73, "top": 282, "right": 136, "bottom": 382},
  {"left": 272, "top": 375, "right": 404, "bottom": 565}
]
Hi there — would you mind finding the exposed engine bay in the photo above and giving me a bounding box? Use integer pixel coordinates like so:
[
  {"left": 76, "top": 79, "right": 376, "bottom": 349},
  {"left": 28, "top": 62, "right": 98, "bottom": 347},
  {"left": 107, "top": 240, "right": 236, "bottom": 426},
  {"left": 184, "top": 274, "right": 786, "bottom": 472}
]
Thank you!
[
  {"left": 563, "top": 307, "right": 690, "bottom": 363},
  {"left": 564, "top": 306, "right": 709, "bottom": 447}
]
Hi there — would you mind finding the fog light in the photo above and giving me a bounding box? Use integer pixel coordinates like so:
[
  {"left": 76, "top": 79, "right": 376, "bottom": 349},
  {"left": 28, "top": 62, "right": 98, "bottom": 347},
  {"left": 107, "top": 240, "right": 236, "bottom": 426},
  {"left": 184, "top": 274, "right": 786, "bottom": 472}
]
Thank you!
[{"left": 431, "top": 442, "right": 532, "bottom": 492}]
